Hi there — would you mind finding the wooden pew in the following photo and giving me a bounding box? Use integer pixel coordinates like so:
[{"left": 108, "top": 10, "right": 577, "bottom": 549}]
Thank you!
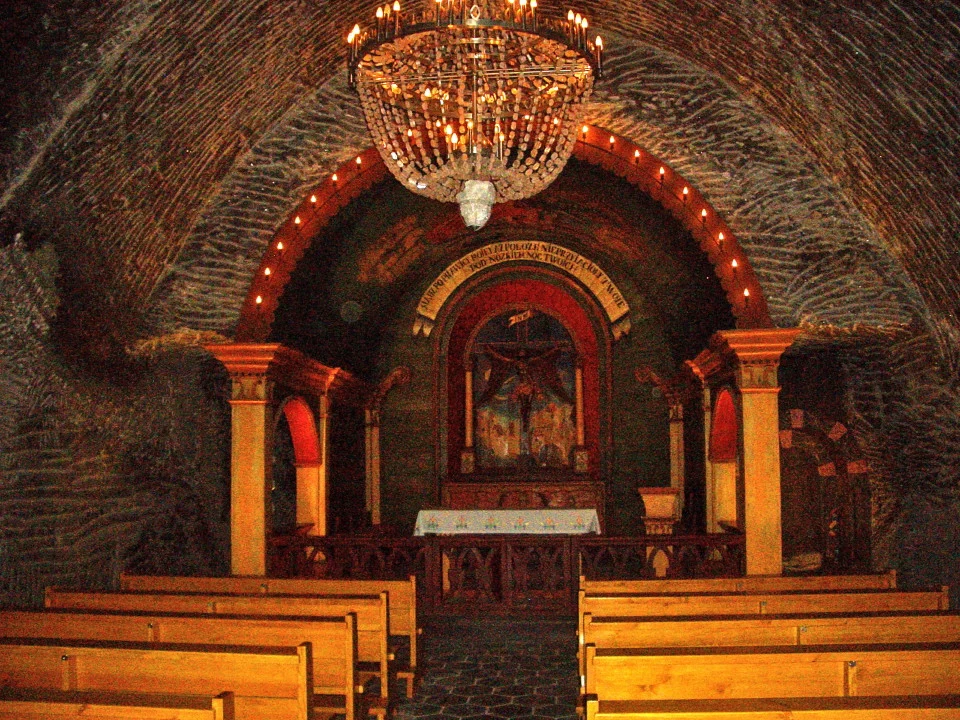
[
  {"left": 0, "top": 637, "right": 312, "bottom": 720},
  {"left": 580, "top": 570, "right": 898, "bottom": 595},
  {"left": 580, "top": 610, "right": 960, "bottom": 681},
  {"left": 585, "top": 696, "right": 960, "bottom": 719},
  {"left": 45, "top": 588, "right": 390, "bottom": 707},
  {"left": 584, "top": 642, "right": 960, "bottom": 700},
  {"left": 0, "top": 608, "right": 360, "bottom": 720},
  {"left": 119, "top": 573, "right": 420, "bottom": 697},
  {"left": 0, "top": 688, "right": 235, "bottom": 720},
  {"left": 578, "top": 586, "right": 949, "bottom": 632}
]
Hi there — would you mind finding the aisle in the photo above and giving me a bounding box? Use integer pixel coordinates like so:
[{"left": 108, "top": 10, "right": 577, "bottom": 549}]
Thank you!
[{"left": 393, "top": 615, "right": 579, "bottom": 720}]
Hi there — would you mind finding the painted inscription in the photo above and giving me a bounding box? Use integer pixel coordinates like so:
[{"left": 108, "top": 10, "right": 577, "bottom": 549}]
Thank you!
[{"left": 413, "top": 241, "right": 631, "bottom": 337}]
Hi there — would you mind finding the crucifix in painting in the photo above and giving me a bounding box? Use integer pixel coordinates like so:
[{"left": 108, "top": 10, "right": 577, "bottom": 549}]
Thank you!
[{"left": 471, "top": 308, "right": 578, "bottom": 471}]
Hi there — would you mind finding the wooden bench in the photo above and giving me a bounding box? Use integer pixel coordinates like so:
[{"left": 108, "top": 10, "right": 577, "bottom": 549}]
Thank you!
[
  {"left": 45, "top": 588, "right": 390, "bottom": 707},
  {"left": 580, "top": 570, "right": 898, "bottom": 595},
  {"left": 584, "top": 696, "right": 960, "bottom": 719},
  {"left": 584, "top": 642, "right": 960, "bottom": 700},
  {"left": 578, "top": 587, "right": 950, "bottom": 636},
  {"left": 0, "top": 688, "right": 235, "bottom": 720},
  {"left": 580, "top": 610, "right": 960, "bottom": 683},
  {"left": 119, "top": 573, "right": 420, "bottom": 697},
  {"left": 0, "top": 637, "right": 312, "bottom": 720},
  {"left": 0, "top": 608, "right": 361, "bottom": 720}
]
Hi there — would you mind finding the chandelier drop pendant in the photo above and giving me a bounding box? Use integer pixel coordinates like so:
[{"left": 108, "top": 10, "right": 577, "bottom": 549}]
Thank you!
[{"left": 347, "top": 0, "right": 604, "bottom": 229}]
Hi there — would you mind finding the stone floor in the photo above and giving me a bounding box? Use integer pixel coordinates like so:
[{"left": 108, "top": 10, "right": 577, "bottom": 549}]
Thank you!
[{"left": 390, "top": 615, "right": 579, "bottom": 720}]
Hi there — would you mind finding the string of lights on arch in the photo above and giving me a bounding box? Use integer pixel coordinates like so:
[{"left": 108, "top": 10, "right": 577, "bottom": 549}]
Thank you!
[{"left": 236, "top": 129, "right": 771, "bottom": 341}]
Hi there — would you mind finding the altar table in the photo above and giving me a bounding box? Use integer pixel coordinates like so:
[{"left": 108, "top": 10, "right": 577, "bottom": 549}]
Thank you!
[{"left": 414, "top": 508, "right": 601, "bottom": 535}]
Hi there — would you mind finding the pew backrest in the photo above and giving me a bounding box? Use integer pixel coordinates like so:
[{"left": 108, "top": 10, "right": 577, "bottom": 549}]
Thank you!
[
  {"left": 0, "top": 688, "right": 234, "bottom": 720},
  {"left": 580, "top": 570, "right": 897, "bottom": 595},
  {"left": 579, "top": 586, "right": 949, "bottom": 626},
  {"left": 119, "top": 573, "right": 418, "bottom": 668},
  {"left": 45, "top": 588, "right": 388, "bottom": 701},
  {"left": 584, "top": 695, "right": 960, "bottom": 719},
  {"left": 585, "top": 642, "right": 960, "bottom": 700},
  {"left": 0, "top": 637, "right": 312, "bottom": 720},
  {"left": 0, "top": 607, "right": 357, "bottom": 717},
  {"left": 580, "top": 611, "right": 960, "bottom": 679}
]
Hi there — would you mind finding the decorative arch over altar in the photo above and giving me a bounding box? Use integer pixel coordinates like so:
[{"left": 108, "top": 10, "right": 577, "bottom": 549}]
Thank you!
[
  {"left": 435, "top": 264, "right": 613, "bottom": 527},
  {"left": 415, "top": 241, "right": 631, "bottom": 339}
]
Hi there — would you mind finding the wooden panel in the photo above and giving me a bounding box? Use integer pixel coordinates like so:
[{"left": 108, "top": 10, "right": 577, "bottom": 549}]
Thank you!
[
  {"left": 0, "top": 689, "right": 234, "bottom": 720},
  {"left": 0, "top": 608, "right": 356, "bottom": 704},
  {"left": 581, "top": 571, "right": 897, "bottom": 595},
  {"left": 119, "top": 573, "right": 417, "bottom": 664},
  {"left": 579, "top": 588, "right": 948, "bottom": 621},
  {"left": 585, "top": 696, "right": 960, "bottom": 719},
  {"left": 45, "top": 589, "right": 388, "bottom": 701},
  {"left": 582, "top": 612, "right": 960, "bottom": 651},
  {"left": 0, "top": 639, "right": 311, "bottom": 720},
  {"left": 585, "top": 643, "right": 960, "bottom": 700}
]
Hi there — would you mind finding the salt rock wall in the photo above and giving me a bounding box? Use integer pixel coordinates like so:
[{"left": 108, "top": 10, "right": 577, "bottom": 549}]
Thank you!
[{"left": 0, "top": 237, "right": 230, "bottom": 608}]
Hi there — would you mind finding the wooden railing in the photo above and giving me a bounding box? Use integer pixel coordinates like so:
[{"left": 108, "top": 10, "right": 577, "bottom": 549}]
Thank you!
[{"left": 268, "top": 532, "right": 745, "bottom": 613}]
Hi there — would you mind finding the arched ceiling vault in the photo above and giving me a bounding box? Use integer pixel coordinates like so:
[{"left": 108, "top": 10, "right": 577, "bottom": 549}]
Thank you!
[{"left": 1, "top": 1, "right": 955, "bottom": 363}]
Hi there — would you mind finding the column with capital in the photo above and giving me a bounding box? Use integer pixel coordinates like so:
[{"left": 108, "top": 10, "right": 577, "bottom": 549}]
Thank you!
[
  {"left": 227, "top": 374, "right": 273, "bottom": 576},
  {"left": 720, "top": 329, "right": 800, "bottom": 576}
]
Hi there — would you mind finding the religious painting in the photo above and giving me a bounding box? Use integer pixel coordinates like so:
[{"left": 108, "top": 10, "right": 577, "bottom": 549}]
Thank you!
[{"left": 472, "top": 309, "right": 577, "bottom": 470}]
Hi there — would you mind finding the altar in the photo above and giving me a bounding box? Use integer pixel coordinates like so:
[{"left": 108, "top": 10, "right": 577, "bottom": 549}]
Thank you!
[
  {"left": 414, "top": 508, "right": 601, "bottom": 535},
  {"left": 441, "top": 478, "right": 605, "bottom": 530}
]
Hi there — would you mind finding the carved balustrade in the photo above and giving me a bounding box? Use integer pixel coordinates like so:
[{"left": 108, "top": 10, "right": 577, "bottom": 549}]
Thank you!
[{"left": 269, "top": 532, "right": 745, "bottom": 612}]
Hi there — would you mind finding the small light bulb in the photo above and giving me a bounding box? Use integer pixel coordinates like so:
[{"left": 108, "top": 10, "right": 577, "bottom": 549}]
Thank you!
[
  {"left": 701, "top": 209, "right": 708, "bottom": 219},
  {"left": 609, "top": 135, "right": 615, "bottom": 146},
  {"left": 276, "top": 241, "right": 284, "bottom": 251},
  {"left": 743, "top": 288, "right": 750, "bottom": 297},
  {"left": 310, "top": 194, "right": 317, "bottom": 204},
  {"left": 264, "top": 267, "right": 272, "bottom": 277},
  {"left": 294, "top": 215, "right": 301, "bottom": 225},
  {"left": 568, "top": 10, "right": 575, "bottom": 22},
  {"left": 356, "top": 156, "right": 362, "bottom": 165},
  {"left": 255, "top": 295, "right": 263, "bottom": 305},
  {"left": 732, "top": 259, "right": 738, "bottom": 269},
  {"left": 332, "top": 173, "right": 338, "bottom": 183}
]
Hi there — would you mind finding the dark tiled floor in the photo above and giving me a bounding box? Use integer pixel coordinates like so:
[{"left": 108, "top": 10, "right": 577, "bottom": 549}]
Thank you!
[{"left": 392, "top": 615, "right": 579, "bottom": 720}]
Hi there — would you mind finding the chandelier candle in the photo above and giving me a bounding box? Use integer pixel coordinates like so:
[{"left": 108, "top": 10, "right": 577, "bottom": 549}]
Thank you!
[{"left": 346, "top": 0, "right": 604, "bottom": 229}]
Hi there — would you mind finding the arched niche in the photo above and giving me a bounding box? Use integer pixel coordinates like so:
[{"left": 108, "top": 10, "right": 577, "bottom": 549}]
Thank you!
[
  {"left": 434, "top": 269, "right": 613, "bottom": 524},
  {"left": 708, "top": 387, "right": 740, "bottom": 532},
  {"left": 275, "top": 395, "right": 325, "bottom": 535}
]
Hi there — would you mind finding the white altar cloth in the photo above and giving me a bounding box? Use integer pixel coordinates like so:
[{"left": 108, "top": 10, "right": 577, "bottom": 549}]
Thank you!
[{"left": 414, "top": 508, "right": 600, "bottom": 535}]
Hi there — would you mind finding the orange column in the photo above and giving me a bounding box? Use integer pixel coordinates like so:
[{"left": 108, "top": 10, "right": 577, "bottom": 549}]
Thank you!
[
  {"left": 720, "top": 329, "right": 799, "bottom": 576},
  {"left": 227, "top": 375, "right": 273, "bottom": 576}
]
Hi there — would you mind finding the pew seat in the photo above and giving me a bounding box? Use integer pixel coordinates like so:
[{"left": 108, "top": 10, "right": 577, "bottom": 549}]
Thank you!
[
  {"left": 0, "top": 688, "right": 234, "bottom": 720},
  {"left": 0, "top": 637, "right": 311, "bottom": 720},
  {"left": 584, "top": 642, "right": 960, "bottom": 700},
  {"left": 119, "top": 573, "right": 420, "bottom": 697},
  {"left": 0, "top": 608, "right": 361, "bottom": 720},
  {"left": 584, "top": 695, "right": 960, "bottom": 719}
]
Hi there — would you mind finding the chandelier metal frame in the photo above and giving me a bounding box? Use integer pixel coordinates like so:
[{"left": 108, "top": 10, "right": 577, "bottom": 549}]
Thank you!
[{"left": 347, "top": 1, "right": 604, "bottom": 227}]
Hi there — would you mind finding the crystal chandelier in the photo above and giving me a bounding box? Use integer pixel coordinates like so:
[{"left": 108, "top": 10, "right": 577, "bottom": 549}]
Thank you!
[{"left": 347, "top": 1, "right": 603, "bottom": 229}]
